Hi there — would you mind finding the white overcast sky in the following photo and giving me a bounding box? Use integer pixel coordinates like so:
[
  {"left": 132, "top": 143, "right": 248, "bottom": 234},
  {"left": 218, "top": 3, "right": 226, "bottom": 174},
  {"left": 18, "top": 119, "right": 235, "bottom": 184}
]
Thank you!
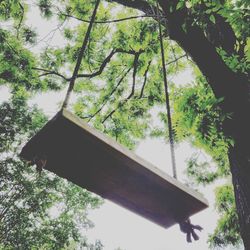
[{"left": 0, "top": 1, "right": 241, "bottom": 249}]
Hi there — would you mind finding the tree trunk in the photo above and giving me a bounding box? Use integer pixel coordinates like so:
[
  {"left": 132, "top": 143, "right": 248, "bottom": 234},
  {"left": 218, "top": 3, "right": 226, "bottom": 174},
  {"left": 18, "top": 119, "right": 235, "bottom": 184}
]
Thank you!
[{"left": 229, "top": 145, "right": 250, "bottom": 250}]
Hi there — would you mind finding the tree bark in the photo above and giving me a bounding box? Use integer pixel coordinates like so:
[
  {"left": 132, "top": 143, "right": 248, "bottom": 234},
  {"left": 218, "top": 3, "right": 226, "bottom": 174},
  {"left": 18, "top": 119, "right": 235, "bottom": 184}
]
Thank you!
[{"left": 229, "top": 145, "right": 250, "bottom": 249}]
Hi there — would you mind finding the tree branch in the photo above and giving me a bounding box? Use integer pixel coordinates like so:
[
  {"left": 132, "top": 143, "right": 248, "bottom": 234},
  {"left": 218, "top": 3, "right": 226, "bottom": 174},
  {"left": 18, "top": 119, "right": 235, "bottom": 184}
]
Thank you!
[
  {"left": 139, "top": 60, "right": 151, "bottom": 98},
  {"left": 110, "top": 0, "right": 154, "bottom": 14},
  {"left": 15, "top": 3, "right": 24, "bottom": 39},
  {"left": 166, "top": 53, "right": 188, "bottom": 66},
  {"left": 33, "top": 67, "right": 70, "bottom": 81},
  {"left": 33, "top": 48, "right": 143, "bottom": 87},
  {"left": 100, "top": 52, "right": 186, "bottom": 124},
  {"left": 102, "top": 50, "right": 142, "bottom": 123},
  {"left": 127, "top": 50, "right": 141, "bottom": 99},
  {"left": 76, "top": 48, "right": 143, "bottom": 78},
  {"left": 76, "top": 49, "right": 117, "bottom": 78},
  {"left": 87, "top": 67, "right": 132, "bottom": 121},
  {"left": 60, "top": 13, "right": 165, "bottom": 24},
  {"left": 110, "top": 0, "right": 170, "bottom": 23}
]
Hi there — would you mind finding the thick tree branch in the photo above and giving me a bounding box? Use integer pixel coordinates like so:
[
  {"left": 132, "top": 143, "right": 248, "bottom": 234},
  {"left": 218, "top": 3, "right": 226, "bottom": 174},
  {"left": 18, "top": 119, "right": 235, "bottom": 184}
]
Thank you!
[
  {"left": 169, "top": 25, "right": 249, "bottom": 102},
  {"left": 110, "top": 0, "right": 169, "bottom": 24},
  {"left": 76, "top": 49, "right": 117, "bottom": 78},
  {"left": 76, "top": 48, "right": 143, "bottom": 78},
  {"left": 110, "top": 0, "right": 153, "bottom": 14},
  {"left": 33, "top": 48, "right": 143, "bottom": 85}
]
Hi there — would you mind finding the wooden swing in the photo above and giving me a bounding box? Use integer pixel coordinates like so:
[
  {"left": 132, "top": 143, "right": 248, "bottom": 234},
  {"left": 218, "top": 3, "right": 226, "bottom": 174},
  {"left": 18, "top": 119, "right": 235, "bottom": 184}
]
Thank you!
[
  {"left": 21, "top": 108, "right": 208, "bottom": 228},
  {"left": 20, "top": 0, "right": 208, "bottom": 233}
]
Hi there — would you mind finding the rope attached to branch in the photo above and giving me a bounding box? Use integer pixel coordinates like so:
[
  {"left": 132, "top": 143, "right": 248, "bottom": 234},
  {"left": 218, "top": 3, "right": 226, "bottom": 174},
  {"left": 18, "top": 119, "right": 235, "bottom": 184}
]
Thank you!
[
  {"left": 156, "top": 2, "right": 203, "bottom": 241},
  {"left": 62, "top": 0, "right": 101, "bottom": 108},
  {"left": 156, "top": 2, "right": 177, "bottom": 179}
]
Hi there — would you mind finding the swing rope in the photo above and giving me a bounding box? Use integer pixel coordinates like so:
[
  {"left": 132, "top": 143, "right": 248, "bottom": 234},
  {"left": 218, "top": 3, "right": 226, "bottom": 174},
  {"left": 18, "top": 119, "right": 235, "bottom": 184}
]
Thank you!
[
  {"left": 62, "top": 0, "right": 101, "bottom": 109},
  {"left": 156, "top": 3, "right": 177, "bottom": 179},
  {"left": 156, "top": 2, "right": 203, "bottom": 242}
]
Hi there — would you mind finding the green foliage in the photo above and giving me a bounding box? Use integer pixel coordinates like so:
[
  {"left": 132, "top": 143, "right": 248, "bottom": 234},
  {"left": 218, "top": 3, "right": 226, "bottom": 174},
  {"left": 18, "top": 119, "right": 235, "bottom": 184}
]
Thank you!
[
  {"left": 170, "top": 74, "right": 241, "bottom": 248},
  {"left": 0, "top": 4, "right": 103, "bottom": 248},
  {"left": 0, "top": 0, "right": 25, "bottom": 21},
  {"left": 38, "top": 0, "right": 53, "bottom": 19},
  {"left": 0, "top": 97, "right": 45, "bottom": 153},
  {"left": 172, "top": 75, "right": 231, "bottom": 174},
  {"left": 186, "top": 154, "right": 219, "bottom": 185},
  {"left": 21, "top": 26, "right": 37, "bottom": 44},
  {"left": 0, "top": 97, "right": 103, "bottom": 249},
  {"left": 218, "top": 48, "right": 250, "bottom": 74},
  {"left": 208, "top": 185, "right": 241, "bottom": 248},
  {"left": 0, "top": 29, "right": 39, "bottom": 91}
]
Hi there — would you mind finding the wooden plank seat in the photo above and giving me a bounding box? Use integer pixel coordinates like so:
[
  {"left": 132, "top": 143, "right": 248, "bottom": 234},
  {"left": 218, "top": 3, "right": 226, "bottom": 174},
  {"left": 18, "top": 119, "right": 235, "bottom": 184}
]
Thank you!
[{"left": 20, "top": 109, "right": 208, "bottom": 228}]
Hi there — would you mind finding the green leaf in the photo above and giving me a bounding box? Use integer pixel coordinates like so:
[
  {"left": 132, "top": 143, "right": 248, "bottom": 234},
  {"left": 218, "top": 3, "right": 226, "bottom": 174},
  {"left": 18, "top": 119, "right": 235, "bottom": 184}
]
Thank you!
[
  {"left": 209, "top": 15, "right": 216, "bottom": 24},
  {"left": 176, "top": 1, "right": 185, "bottom": 10}
]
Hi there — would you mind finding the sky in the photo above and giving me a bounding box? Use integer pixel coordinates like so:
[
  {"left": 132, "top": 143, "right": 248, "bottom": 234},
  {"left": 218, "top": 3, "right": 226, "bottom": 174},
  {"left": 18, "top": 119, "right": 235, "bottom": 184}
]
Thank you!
[{"left": 0, "top": 1, "right": 241, "bottom": 249}]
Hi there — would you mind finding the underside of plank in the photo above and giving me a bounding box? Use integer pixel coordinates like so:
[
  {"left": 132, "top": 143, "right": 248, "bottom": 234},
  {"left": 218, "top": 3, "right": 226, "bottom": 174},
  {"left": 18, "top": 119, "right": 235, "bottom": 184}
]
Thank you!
[{"left": 20, "top": 109, "right": 208, "bottom": 228}]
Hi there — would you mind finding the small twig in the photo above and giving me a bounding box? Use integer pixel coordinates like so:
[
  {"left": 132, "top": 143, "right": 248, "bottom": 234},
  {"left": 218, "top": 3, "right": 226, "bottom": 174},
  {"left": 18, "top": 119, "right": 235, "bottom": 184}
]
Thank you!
[
  {"left": 102, "top": 50, "right": 143, "bottom": 123},
  {"left": 87, "top": 67, "right": 132, "bottom": 121},
  {"left": 33, "top": 67, "right": 70, "bottom": 81},
  {"left": 139, "top": 60, "right": 152, "bottom": 98},
  {"left": 28, "top": 20, "right": 67, "bottom": 49},
  {"left": 170, "top": 46, "right": 178, "bottom": 68},
  {"left": 165, "top": 54, "right": 187, "bottom": 66},
  {"left": 15, "top": 3, "right": 24, "bottom": 39},
  {"left": 126, "top": 51, "right": 140, "bottom": 99},
  {"left": 45, "top": 19, "right": 67, "bottom": 48},
  {"left": 102, "top": 108, "right": 117, "bottom": 123},
  {"left": 59, "top": 13, "right": 166, "bottom": 24}
]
